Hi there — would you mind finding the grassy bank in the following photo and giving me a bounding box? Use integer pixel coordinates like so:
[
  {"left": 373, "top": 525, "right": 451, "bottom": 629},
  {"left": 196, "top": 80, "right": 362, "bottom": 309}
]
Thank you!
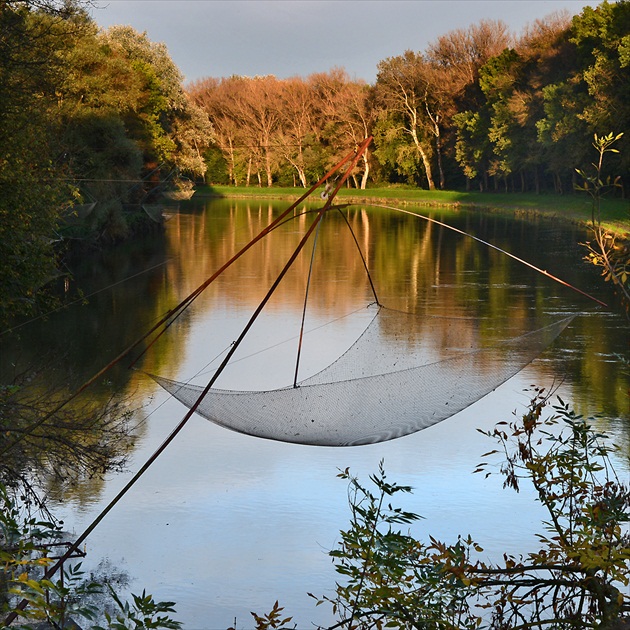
[{"left": 196, "top": 185, "right": 630, "bottom": 233}]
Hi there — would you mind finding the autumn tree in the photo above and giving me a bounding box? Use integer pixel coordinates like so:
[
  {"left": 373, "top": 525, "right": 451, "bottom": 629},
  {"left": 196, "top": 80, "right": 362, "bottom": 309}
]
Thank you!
[
  {"left": 232, "top": 75, "right": 282, "bottom": 187},
  {"left": 188, "top": 76, "right": 249, "bottom": 185},
  {"left": 310, "top": 68, "right": 375, "bottom": 188},
  {"left": 427, "top": 19, "right": 513, "bottom": 190},
  {"left": 190, "top": 70, "right": 374, "bottom": 188},
  {"left": 273, "top": 77, "right": 318, "bottom": 187},
  {"left": 510, "top": 12, "right": 574, "bottom": 192},
  {"left": 427, "top": 19, "right": 513, "bottom": 97}
]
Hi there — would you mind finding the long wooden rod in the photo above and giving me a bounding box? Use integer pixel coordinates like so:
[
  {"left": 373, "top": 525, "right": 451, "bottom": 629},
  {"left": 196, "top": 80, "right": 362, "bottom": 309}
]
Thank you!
[{"left": 3, "top": 137, "right": 373, "bottom": 627}]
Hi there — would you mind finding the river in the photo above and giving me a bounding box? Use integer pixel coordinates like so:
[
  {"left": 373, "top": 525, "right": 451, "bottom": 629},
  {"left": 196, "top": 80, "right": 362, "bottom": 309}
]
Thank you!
[{"left": 2, "top": 196, "right": 629, "bottom": 628}]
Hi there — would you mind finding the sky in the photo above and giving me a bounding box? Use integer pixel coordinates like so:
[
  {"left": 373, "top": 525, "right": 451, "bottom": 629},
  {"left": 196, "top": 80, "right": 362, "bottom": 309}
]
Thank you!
[{"left": 89, "top": 0, "right": 597, "bottom": 85}]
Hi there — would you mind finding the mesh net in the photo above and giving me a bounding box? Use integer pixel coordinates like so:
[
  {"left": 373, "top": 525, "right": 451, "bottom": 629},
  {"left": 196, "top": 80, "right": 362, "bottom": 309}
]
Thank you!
[{"left": 151, "top": 306, "right": 575, "bottom": 446}]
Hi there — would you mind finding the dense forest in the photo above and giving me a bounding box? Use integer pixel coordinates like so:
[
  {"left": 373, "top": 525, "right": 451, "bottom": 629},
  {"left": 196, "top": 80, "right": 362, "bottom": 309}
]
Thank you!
[
  {"left": 0, "top": 0, "right": 212, "bottom": 325},
  {"left": 1, "top": 0, "right": 629, "bottom": 325}
]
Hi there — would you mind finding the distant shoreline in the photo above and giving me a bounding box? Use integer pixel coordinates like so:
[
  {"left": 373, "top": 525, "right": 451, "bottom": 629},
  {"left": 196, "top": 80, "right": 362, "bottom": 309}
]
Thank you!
[{"left": 195, "top": 185, "right": 630, "bottom": 234}]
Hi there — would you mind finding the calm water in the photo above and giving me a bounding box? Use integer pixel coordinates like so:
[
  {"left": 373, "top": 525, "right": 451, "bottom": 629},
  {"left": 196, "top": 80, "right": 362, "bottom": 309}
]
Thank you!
[{"left": 3, "top": 197, "right": 629, "bottom": 628}]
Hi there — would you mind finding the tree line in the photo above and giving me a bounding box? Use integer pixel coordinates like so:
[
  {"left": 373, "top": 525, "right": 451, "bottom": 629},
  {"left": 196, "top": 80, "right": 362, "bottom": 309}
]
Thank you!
[
  {"left": 1, "top": 0, "right": 628, "bottom": 325},
  {"left": 188, "top": 0, "right": 629, "bottom": 194}
]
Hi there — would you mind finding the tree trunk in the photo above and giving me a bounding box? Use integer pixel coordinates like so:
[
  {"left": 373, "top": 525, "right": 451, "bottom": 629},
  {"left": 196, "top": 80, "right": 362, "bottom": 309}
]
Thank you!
[
  {"left": 411, "top": 129, "right": 435, "bottom": 190},
  {"left": 360, "top": 152, "right": 370, "bottom": 190},
  {"left": 264, "top": 145, "right": 273, "bottom": 187},
  {"left": 434, "top": 124, "right": 445, "bottom": 189},
  {"left": 227, "top": 139, "right": 237, "bottom": 186}
]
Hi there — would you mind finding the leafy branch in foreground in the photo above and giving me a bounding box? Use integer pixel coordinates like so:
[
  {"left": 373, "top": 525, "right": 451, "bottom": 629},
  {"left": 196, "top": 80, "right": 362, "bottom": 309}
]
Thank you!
[
  {"left": 0, "top": 482, "right": 182, "bottom": 629},
  {"left": 313, "top": 390, "right": 629, "bottom": 630},
  {"left": 576, "top": 132, "right": 630, "bottom": 312},
  {"left": 474, "top": 388, "right": 630, "bottom": 629},
  {"left": 311, "top": 461, "right": 478, "bottom": 630}
]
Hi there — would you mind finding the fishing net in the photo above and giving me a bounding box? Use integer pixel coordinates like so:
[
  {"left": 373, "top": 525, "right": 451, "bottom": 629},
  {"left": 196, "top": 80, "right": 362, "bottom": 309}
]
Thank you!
[{"left": 151, "top": 305, "right": 575, "bottom": 446}]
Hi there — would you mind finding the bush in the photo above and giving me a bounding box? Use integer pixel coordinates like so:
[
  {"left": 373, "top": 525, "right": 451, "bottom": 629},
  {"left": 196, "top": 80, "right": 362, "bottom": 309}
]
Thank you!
[{"left": 310, "top": 390, "right": 630, "bottom": 630}]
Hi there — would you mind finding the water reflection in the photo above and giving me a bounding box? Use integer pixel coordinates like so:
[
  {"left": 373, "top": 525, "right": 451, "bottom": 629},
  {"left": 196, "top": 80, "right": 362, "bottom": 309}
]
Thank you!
[
  {"left": 2, "top": 197, "right": 628, "bottom": 628},
  {"left": 147, "top": 199, "right": 628, "bottom": 418}
]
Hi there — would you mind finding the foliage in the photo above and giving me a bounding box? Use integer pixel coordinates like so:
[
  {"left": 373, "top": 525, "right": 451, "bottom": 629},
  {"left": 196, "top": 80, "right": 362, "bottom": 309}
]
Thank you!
[
  {"left": 576, "top": 132, "right": 630, "bottom": 311},
  {"left": 311, "top": 462, "right": 477, "bottom": 629},
  {"left": 8, "top": 562, "right": 102, "bottom": 628},
  {"left": 314, "top": 391, "right": 629, "bottom": 630},
  {"left": 3, "top": 1, "right": 630, "bottom": 325},
  {"left": 0, "top": 366, "right": 136, "bottom": 492},
  {"left": 452, "top": 109, "right": 491, "bottom": 183},
  {"left": 0, "top": 1, "right": 78, "bottom": 326},
  {"left": 249, "top": 600, "right": 294, "bottom": 630},
  {"left": 474, "top": 390, "right": 630, "bottom": 628},
  {"left": 0, "top": 480, "right": 182, "bottom": 629},
  {"left": 187, "top": 69, "right": 371, "bottom": 190},
  {"left": 374, "top": 50, "right": 438, "bottom": 190},
  {"left": 0, "top": 1, "right": 214, "bottom": 324},
  {"left": 570, "top": 1, "right": 630, "bottom": 170},
  {"left": 93, "top": 587, "right": 182, "bottom": 630},
  {"left": 186, "top": 4, "right": 630, "bottom": 196}
]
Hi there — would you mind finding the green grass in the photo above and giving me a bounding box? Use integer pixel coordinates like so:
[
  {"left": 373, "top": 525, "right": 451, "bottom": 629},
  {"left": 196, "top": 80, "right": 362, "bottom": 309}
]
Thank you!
[{"left": 195, "top": 185, "right": 630, "bottom": 233}]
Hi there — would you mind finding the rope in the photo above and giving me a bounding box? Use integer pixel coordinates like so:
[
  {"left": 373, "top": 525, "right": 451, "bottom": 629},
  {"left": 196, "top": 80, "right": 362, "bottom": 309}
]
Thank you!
[
  {"left": 293, "top": 215, "right": 322, "bottom": 388},
  {"left": 335, "top": 206, "right": 380, "bottom": 305},
  {"left": 371, "top": 203, "right": 608, "bottom": 308}
]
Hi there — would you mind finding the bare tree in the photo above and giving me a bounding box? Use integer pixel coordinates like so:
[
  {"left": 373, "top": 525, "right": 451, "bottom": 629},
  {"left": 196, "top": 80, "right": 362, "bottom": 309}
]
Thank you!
[
  {"left": 188, "top": 76, "right": 250, "bottom": 185},
  {"left": 309, "top": 69, "right": 375, "bottom": 188},
  {"left": 276, "top": 77, "right": 317, "bottom": 187},
  {"left": 235, "top": 76, "right": 281, "bottom": 187}
]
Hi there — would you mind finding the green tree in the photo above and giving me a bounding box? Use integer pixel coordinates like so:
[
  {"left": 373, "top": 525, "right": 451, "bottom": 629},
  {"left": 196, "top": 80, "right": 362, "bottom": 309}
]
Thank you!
[
  {"left": 570, "top": 0, "right": 630, "bottom": 161},
  {"left": 478, "top": 48, "right": 524, "bottom": 189},
  {"left": 428, "top": 20, "right": 512, "bottom": 191},
  {"left": 101, "top": 25, "right": 212, "bottom": 180},
  {"left": 537, "top": 1, "right": 630, "bottom": 191},
  {"left": 0, "top": 1, "right": 81, "bottom": 325},
  {"left": 452, "top": 109, "right": 493, "bottom": 189}
]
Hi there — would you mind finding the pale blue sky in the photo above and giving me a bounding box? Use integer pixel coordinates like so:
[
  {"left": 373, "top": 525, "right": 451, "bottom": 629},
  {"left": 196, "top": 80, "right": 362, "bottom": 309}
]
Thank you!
[{"left": 91, "top": 1, "right": 596, "bottom": 84}]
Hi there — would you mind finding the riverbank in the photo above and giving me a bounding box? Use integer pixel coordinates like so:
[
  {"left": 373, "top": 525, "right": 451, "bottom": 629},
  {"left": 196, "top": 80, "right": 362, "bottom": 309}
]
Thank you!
[{"left": 196, "top": 185, "right": 630, "bottom": 234}]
